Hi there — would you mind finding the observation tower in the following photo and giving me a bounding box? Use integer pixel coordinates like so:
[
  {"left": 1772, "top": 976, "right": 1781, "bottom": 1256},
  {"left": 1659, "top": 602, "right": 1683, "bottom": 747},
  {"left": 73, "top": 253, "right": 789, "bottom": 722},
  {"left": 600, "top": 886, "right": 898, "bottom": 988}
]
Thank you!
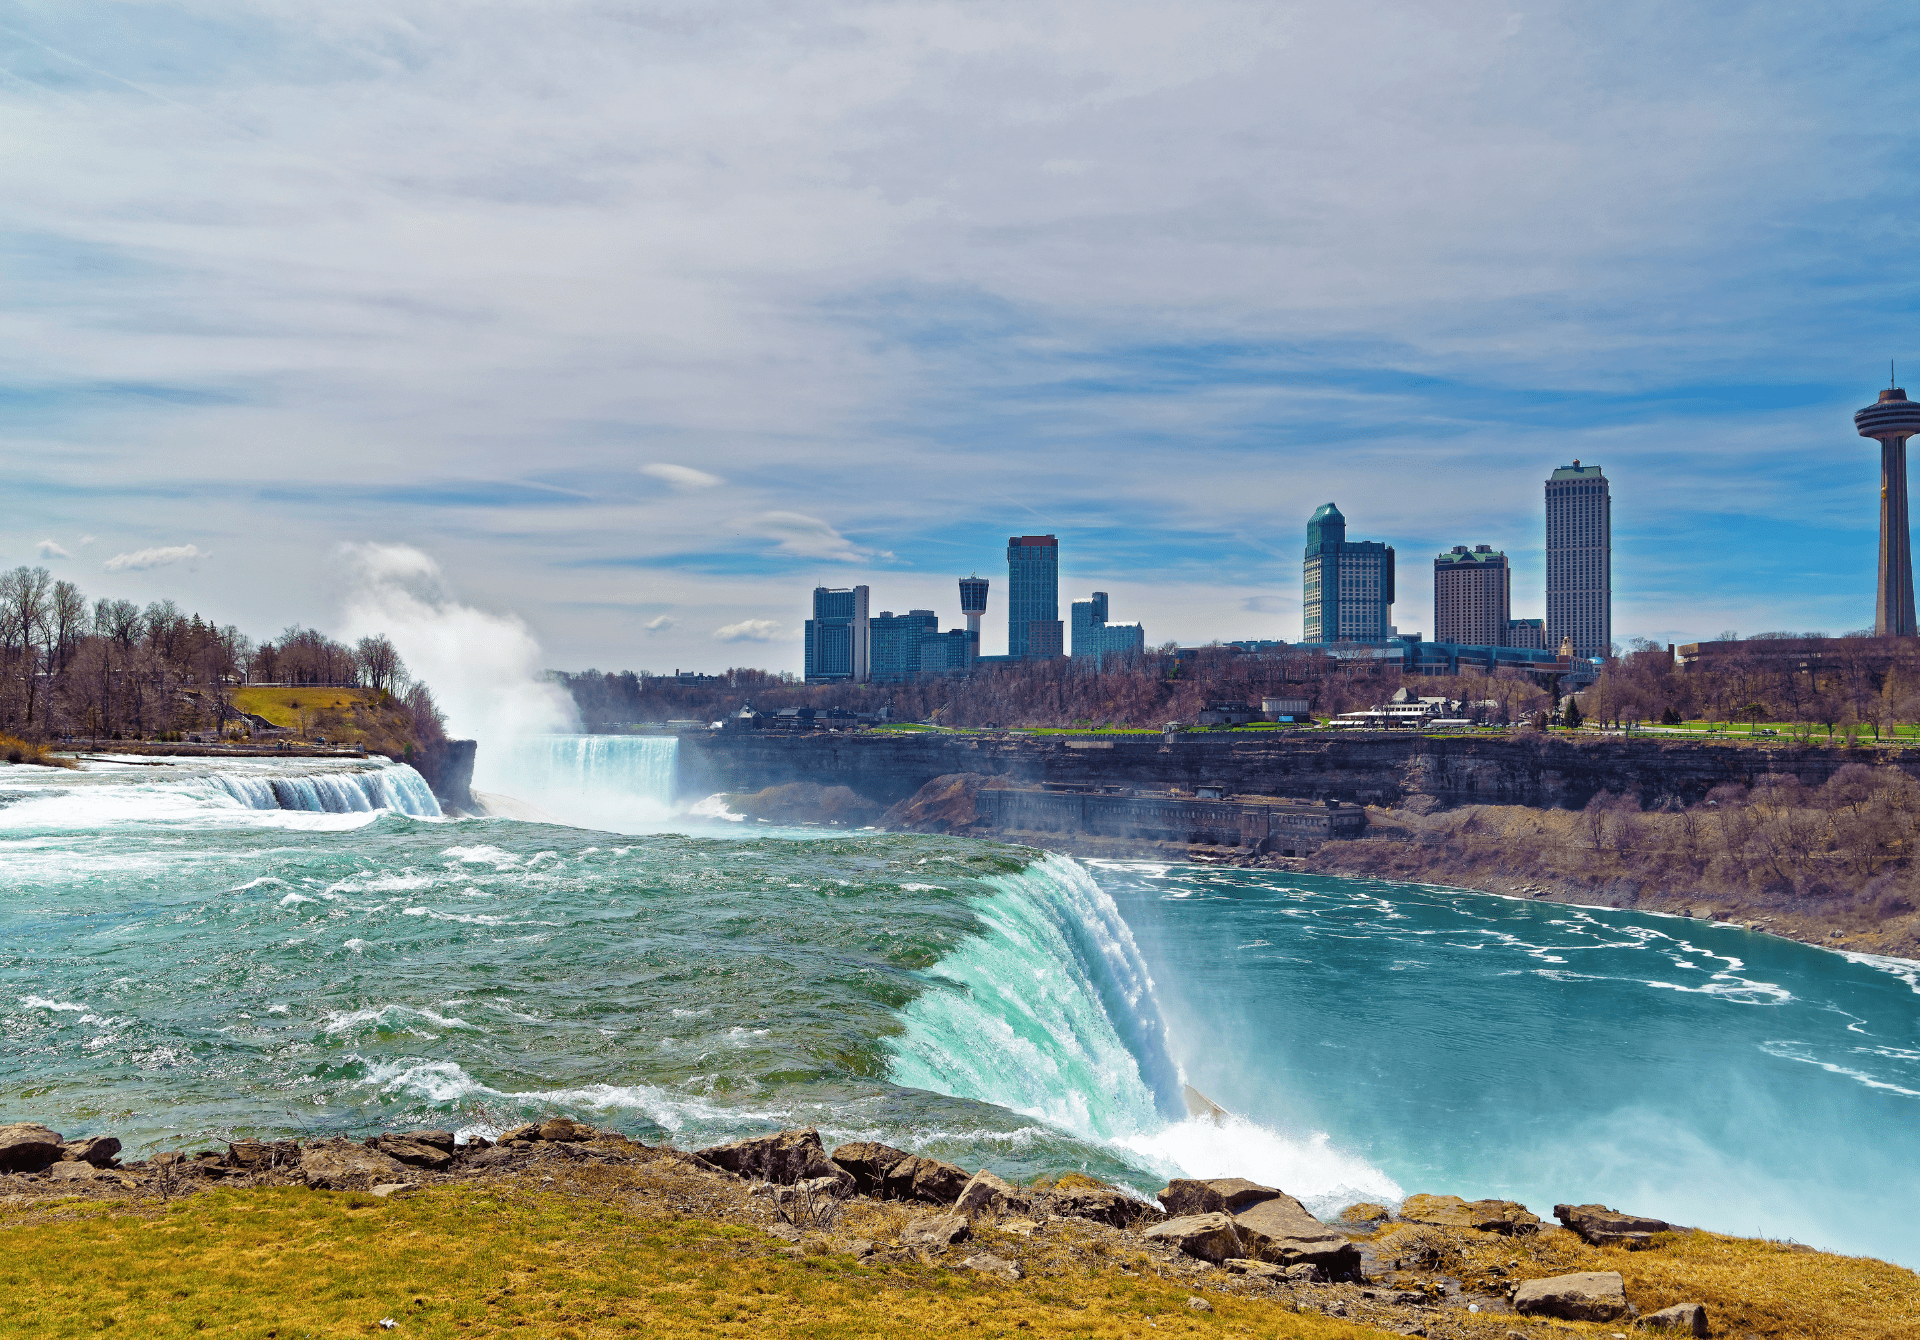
[
  {"left": 958, "top": 574, "right": 989, "bottom": 647},
  {"left": 1855, "top": 380, "right": 1920, "bottom": 637}
]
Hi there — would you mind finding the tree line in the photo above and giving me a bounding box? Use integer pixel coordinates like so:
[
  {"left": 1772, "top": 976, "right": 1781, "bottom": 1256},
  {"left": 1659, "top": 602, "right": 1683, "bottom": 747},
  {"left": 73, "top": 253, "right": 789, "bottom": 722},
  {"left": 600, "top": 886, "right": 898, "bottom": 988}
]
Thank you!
[{"left": 0, "top": 565, "right": 441, "bottom": 743}]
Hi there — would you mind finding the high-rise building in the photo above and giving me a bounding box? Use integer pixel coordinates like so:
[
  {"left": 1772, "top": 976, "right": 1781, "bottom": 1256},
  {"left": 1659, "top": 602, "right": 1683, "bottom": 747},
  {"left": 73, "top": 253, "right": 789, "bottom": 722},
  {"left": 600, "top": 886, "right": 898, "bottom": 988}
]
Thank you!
[
  {"left": 1505, "top": 618, "right": 1546, "bottom": 650},
  {"left": 1007, "top": 535, "right": 1061, "bottom": 659},
  {"left": 1070, "top": 590, "right": 1145, "bottom": 664},
  {"left": 1433, "top": 545, "right": 1510, "bottom": 646},
  {"left": 1855, "top": 384, "right": 1920, "bottom": 637},
  {"left": 868, "top": 609, "right": 940, "bottom": 682},
  {"left": 1302, "top": 503, "right": 1394, "bottom": 643},
  {"left": 803, "top": 585, "right": 869, "bottom": 683},
  {"left": 1545, "top": 462, "right": 1611, "bottom": 660},
  {"left": 959, "top": 575, "right": 989, "bottom": 651}
]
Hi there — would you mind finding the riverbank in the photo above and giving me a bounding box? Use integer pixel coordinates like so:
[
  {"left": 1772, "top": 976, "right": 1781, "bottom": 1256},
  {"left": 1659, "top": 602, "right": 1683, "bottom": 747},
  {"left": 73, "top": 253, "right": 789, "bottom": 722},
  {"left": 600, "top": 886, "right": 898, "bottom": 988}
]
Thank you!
[{"left": 2, "top": 1119, "right": 1911, "bottom": 1339}]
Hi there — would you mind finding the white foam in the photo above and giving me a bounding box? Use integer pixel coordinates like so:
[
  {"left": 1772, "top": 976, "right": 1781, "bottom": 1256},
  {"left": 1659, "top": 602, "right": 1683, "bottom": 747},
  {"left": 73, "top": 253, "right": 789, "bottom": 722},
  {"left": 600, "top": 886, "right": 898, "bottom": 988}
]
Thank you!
[
  {"left": 322, "top": 1004, "right": 478, "bottom": 1034},
  {"left": 1119, "top": 1114, "right": 1405, "bottom": 1215},
  {"left": 19, "top": 995, "right": 89, "bottom": 1013}
]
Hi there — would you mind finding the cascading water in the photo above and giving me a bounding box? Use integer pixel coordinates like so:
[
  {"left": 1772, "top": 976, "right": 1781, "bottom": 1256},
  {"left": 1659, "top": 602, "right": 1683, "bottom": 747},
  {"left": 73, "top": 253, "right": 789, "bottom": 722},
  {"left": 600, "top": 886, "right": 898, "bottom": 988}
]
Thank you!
[
  {"left": 477, "top": 734, "right": 679, "bottom": 832},
  {"left": 885, "top": 853, "right": 1403, "bottom": 1211},
  {"left": 209, "top": 765, "right": 441, "bottom": 817}
]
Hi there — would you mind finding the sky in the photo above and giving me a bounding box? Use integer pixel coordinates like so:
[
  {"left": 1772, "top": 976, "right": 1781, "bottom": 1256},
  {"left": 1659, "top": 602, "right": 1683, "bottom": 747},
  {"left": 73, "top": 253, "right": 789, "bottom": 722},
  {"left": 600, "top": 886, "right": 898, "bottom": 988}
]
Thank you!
[{"left": 7, "top": 1, "right": 1920, "bottom": 673}]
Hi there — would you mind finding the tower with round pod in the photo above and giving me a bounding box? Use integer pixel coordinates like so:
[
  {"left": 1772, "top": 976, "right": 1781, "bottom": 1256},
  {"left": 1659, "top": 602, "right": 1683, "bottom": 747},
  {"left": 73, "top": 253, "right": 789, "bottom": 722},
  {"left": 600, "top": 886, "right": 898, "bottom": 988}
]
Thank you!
[
  {"left": 1855, "top": 382, "right": 1920, "bottom": 637},
  {"left": 959, "top": 574, "right": 989, "bottom": 653}
]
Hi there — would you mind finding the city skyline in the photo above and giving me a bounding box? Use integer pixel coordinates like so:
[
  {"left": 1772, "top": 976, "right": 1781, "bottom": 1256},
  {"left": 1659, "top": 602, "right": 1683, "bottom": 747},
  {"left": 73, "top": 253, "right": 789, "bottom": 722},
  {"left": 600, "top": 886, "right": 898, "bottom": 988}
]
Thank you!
[{"left": 9, "top": 8, "right": 1920, "bottom": 673}]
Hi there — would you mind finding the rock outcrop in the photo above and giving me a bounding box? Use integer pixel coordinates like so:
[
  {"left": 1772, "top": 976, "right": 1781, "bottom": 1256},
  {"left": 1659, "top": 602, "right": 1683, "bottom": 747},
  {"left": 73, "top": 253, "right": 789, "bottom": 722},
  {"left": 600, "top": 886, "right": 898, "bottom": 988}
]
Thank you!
[
  {"left": 900, "top": 1213, "right": 972, "bottom": 1249},
  {"left": 1513, "top": 1270, "right": 1629, "bottom": 1322},
  {"left": 697, "top": 1128, "right": 851, "bottom": 1191},
  {"left": 955, "top": 1169, "right": 1029, "bottom": 1217},
  {"left": 0, "top": 1123, "right": 65, "bottom": 1172},
  {"left": 1555, "top": 1202, "right": 1671, "bottom": 1248},
  {"left": 1157, "top": 1177, "right": 1358, "bottom": 1276},
  {"left": 1048, "top": 1186, "right": 1164, "bottom": 1229},
  {"left": 1401, "top": 1193, "right": 1542, "bottom": 1235},
  {"left": 298, "top": 1139, "right": 408, "bottom": 1191},
  {"left": 60, "top": 1135, "right": 122, "bottom": 1168},
  {"left": 1143, "top": 1213, "right": 1245, "bottom": 1264},
  {"left": 829, "top": 1141, "right": 913, "bottom": 1195},
  {"left": 881, "top": 1155, "right": 970, "bottom": 1205},
  {"left": 877, "top": 773, "right": 992, "bottom": 835}
]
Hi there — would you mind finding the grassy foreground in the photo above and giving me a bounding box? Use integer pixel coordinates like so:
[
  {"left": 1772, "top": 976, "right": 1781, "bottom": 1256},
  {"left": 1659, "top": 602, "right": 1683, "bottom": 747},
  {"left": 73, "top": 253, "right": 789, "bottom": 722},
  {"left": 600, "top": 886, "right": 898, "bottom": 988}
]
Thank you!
[{"left": 0, "top": 1183, "right": 1369, "bottom": 1340}]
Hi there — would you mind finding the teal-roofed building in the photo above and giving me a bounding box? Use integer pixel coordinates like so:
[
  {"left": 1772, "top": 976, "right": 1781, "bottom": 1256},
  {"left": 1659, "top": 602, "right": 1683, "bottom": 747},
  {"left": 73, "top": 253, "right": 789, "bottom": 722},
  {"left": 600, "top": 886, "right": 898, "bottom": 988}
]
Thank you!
[{"left": 1303, "top": 503, "right": 1394, "bottom": 643}]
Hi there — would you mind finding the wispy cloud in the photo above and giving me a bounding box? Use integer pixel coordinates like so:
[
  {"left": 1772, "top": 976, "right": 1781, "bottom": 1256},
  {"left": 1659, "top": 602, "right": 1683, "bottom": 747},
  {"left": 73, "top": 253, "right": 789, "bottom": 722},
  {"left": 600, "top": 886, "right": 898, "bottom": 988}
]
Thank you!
[
  {"left": 644, "top": 615, "right": 677, "bottom": 632},
  {"left": 34, "top": 539, "right": 69, "bottom": 559},
  {"left": 713, "top": 619, "right": 790, "bottom": 643},
  {"left": 641, "top": 464, "right": 722, "bottom": 489},
  {"left": 747, "top": 512, "right": 884, "bottom": 563},
  {"left": 103, "top": 544, "right": 207, "bottom": 572}
]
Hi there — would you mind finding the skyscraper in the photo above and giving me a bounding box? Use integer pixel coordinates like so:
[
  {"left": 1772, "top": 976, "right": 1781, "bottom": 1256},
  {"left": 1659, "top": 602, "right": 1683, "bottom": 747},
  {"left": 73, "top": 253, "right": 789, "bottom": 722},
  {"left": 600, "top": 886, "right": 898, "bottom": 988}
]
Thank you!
[
  {"left": 1855, "top": 384, "right": 1920, "bottom": 637},
  {"left": 1433, "top": 545, "right": 1510, "bottom": 646},
  {"left": 868, "top": 609, "right": 939, "bottom": 682},
  {"left": 803, "top": 585, "right": 869, "bottom": 682},
  {"left": 1006, "top": 535, "right": 1061, "bottom": 659},
  {"left": 1545, "top": 461, "right": 1611, "bottom": 660},
  {"left": 1302, "top": 503, "right": 1394, "bottom": 643}
]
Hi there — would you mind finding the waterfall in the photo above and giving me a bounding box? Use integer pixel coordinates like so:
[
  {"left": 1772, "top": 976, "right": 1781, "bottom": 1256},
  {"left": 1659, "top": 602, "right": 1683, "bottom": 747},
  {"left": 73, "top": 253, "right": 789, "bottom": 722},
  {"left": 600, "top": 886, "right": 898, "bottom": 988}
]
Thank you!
[
  {"left": 478, "top": 734, "right": 679, "bottom": 831},
  {"left": 887, "top": 852, "right": 1401, "bottom": 1209},
  {"left": 209, "top": 764, "right": 442, "bottom": 817}
]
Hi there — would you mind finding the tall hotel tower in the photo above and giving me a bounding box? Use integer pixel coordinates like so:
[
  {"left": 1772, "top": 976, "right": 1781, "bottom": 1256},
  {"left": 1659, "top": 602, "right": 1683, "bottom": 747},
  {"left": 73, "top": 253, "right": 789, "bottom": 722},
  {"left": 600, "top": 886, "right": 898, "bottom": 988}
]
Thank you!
[
  {"left": 1302, "top": 503, "right": 1394, "bottom": 642},
  {"left": 1433, "top": 545, "right": 1510, "bottom": 646},
  {"left": 1855, "top": 383, "right": 1920, "bottom": 637},
  {"left": 958, "top": 574, "right": 989, "bottom": 652},
  {"left": 1545, "top": 461, "right": 1611, "bottom": 659},
  {"left": 1006, "top": 535, "right": 1062, "bottom": 658}
]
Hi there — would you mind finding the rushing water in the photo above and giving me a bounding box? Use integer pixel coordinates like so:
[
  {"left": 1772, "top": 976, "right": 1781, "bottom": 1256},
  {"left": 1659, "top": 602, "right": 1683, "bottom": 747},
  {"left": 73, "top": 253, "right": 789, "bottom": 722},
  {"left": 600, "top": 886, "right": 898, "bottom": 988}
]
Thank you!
[{"left": 3, "top": 743, "right": 1918, "bottom": 1266}]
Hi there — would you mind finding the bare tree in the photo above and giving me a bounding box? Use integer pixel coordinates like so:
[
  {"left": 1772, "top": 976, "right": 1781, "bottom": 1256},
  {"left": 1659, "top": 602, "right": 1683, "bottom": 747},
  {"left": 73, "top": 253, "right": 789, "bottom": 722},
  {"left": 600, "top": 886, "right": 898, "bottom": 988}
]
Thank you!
[{"left": 355, "top": 635, "right": 405, "bottom": 695}]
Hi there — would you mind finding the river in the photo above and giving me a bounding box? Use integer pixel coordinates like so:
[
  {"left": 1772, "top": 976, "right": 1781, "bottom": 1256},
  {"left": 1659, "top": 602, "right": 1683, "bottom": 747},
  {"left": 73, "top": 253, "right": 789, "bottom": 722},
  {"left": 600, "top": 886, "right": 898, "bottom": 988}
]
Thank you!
[{"left": 2, "top": 737, "right": 1915, "bottom": 1265}]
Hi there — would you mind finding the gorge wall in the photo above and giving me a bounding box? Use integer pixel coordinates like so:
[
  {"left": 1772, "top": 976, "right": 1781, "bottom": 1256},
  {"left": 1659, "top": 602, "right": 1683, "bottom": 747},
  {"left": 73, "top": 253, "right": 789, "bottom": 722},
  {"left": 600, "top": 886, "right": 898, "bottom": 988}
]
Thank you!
[{"left": 678, "top": 730, "right": 1914, "bottom": 814}]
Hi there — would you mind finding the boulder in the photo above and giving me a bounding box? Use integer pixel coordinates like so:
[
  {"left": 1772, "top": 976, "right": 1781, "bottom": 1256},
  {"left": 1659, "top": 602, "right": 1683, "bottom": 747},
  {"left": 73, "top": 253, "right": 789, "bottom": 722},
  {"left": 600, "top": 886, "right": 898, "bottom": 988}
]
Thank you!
[
  {"left": 538, "top": 1118, "right": 596, "bottom": 1143},
  {"left": 1049, "top": 1186, "right": 1163, "bottom": 1228},
  {"left": 1142, "top": 1212, "right": 1245, "bottom": 1265},
  {"left": 298, "top": 1139, "right": 408, "bottom": 1191},
  {"left": 371, "top": 1182, "right": 419, "bottom": 1199},
  {"left": 0, "top": 1123, "right": 65, "bottom": 1173},
  {"left": 829, "top": 1140, "right": 912, "bottom": 1195},
  {"left": 772, "top": 1175, "right": 850, "bottom": 1213},
  {"left": 955, "top": 1169, "right": 1030, "bottom": 1217},
  {"left": 1340, "top": 1202, "right": 1391, "bottom": 1224},
  {"left": 372, "top": 1137, "right": 453, "bottom": 1171},
  {"left": 1223, "top": 1259, "right": 1288, "bottom": 1280},
  {"left": 60, "top": 1136, "right": 122, "bottom": 1168},
  {"left": 698, "top": 1127, "right": 851, "bottom": 1190},
  {"left": 1186, "top": 1297, "right": 1214, "bottom": 1313},
  {"left": 1232, "top": 1193, "right": 1362, "bottom": 1277},
  {"left": 1554, "top": 1203, "right": 1670, "bottom": 1249},
  {"left": 1401, "top": 1193, "right": 1542, "bottom": 1235},
  {"left": 1158, "top": 1176, "right": 1284, "bottom": 1218},
  {"left": 499, "top": 1123, "right": 543, "bottom": 1144},
  {"left": 47, "top": 1161, "right": 108, "bottom": 1181},
  {"left": 1640, "top": 1303, "right": 1709, "bottom": 1336},
  {"left": 881, "top": 1154, "right": 971, "bottom": 1205},
  {"left": 224, "top": 1139, "right": 300, "bottom": 1171},
  {"left": 462, "top": 1147, "right": 525, "bottom": 1171},
  {"left": 900, "top": 1213, "right": 972, "bottom": 1249},
  {"left": 961, "top": 1252, "right": 1023, "bottom": 1280},
  {"left": 1513, "top": 1271, "right": 1628, "bottom": 1322}
]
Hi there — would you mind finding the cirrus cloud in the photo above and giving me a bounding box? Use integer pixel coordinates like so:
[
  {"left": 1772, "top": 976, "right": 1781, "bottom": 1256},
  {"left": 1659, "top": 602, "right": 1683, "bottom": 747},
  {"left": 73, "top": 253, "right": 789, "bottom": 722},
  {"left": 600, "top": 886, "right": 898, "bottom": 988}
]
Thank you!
[
  {"left": 642, "top": 463, "right": 722, "bottom": 489},
  {"left": 103, "top": 544, "right": 208, "bottom": 572}
]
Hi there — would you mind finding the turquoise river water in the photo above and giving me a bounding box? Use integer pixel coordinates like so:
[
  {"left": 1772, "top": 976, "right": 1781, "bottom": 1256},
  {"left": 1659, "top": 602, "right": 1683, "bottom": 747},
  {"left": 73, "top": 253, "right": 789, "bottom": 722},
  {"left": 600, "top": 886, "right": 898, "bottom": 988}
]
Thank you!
[{"left": 3, "top": 738, "right": 1917, "bottom": 1266}]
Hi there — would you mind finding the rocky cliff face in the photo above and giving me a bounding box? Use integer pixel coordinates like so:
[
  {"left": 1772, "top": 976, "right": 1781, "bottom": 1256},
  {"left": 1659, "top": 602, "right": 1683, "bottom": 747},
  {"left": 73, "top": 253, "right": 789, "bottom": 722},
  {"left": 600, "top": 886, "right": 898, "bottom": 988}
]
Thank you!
[
  {"left": 680, "top": 731, "right": 1905, "bottom": 813},
  {"left": 402, "top": 738, "right": 477, "bottom": 812}
]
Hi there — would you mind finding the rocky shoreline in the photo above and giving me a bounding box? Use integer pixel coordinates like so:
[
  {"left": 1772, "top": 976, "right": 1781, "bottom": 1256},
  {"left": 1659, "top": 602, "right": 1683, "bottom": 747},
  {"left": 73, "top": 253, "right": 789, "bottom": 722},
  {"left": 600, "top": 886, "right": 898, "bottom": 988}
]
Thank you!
[{"left": 1, "top": 1117, "right": 1738, "bottom": 1336}]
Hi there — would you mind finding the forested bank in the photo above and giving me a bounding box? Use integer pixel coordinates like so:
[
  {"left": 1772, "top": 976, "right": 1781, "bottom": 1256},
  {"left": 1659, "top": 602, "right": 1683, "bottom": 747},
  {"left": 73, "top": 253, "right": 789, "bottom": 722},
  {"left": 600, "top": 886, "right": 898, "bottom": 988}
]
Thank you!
[
  {"left": 0, "top": 564, "right": 444, "bottom": 748},
  {"left": 565, "top": 632, "right": 1920, "bottom": 738},
  {"left": 1296, "top": 762, "right": 1920, "bottom": 957}
]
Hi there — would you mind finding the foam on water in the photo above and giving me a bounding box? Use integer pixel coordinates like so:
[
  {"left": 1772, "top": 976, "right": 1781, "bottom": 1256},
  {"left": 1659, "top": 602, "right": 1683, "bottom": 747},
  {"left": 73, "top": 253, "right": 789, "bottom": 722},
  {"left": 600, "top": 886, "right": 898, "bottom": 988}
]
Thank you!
[{"left": 478, "top": 735, "right": 678, "bottom": 832}]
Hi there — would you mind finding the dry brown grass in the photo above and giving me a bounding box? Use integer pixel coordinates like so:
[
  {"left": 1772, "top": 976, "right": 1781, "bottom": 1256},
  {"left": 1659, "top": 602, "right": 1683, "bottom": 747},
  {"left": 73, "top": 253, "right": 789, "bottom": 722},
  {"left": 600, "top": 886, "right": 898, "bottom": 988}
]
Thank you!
[
  {"left": 1369, "top": 1220, "right": 1920, "bottom": 1340},
  {"left": 0, "top": 733, "right": 77, "bottom": 768}
]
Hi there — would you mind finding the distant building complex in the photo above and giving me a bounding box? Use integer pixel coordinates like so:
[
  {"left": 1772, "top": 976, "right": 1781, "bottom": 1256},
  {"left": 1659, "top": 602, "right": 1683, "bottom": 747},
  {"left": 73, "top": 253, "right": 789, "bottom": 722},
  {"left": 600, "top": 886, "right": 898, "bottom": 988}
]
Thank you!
[
  {"left": 1546, "top": 461, "right": 1612, "bottom": 660},
  {"left": 1302, "top": 503, "right": 1395, "bottom": 643},
  {"left": 1070, "top": 591, "right": 1146, "bottom": 664}
]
